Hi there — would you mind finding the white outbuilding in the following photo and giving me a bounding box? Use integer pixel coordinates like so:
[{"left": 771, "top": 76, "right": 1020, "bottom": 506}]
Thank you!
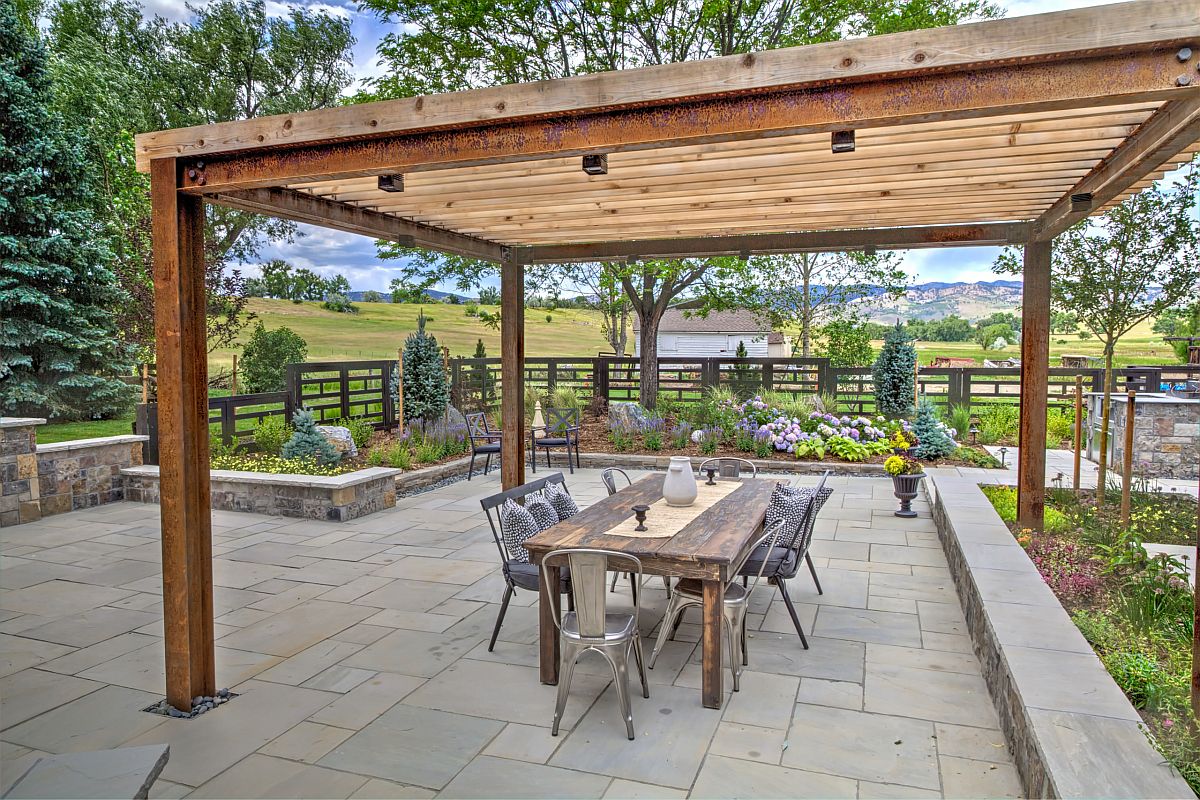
[{"left": 633, "top": 308, "right": 788, "bottom": 357}]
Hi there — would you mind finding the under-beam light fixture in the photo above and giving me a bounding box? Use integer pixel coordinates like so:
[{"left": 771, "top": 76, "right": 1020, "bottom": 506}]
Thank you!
[
  {"left": 831, "top": 130, "right": 856, "bottom": 153},
  {"left": 582, "top": 154, "right": 609, "bottom": 175},
  {"left": 1070, "top": 192, "right": 1094, "bottom": 212},
  {"left": 378, "top": 174, "right": 404, "bottom": 192}
]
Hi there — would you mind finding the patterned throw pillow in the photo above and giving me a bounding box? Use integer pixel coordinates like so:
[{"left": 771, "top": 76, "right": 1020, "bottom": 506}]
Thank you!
[
  {"left": 763, "top": 483, "right": 812, "bottom": 548},
  {"left": 525, "top": 493, "right": 560, "bottom": 531},
  {"left": 543, "top": 482, "right": 579, "bottom": 521},
  {"left": 500, "top": 499, "right": 541, "bottom": 563}
]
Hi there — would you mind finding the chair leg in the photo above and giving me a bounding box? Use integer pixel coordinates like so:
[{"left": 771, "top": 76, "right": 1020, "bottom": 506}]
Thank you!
[
  {"left": 488, "top": 585, "right": 512, "bottom": 652},
  {"left": 552, "top": 640, "right": 579, "bottom": 736},
  {"left": 607, "top": 648, "right": 635, "bottom": 740},
  {"left": 724, "top": 614, "right": 741, "bottom": 692},
  {"left": 529, "top": 443, "right": 536, "bottom": 473},
  {"left": 649, "top": 594, "right": 684, "bottom": 668},
  {"left": 630, "top": 574, "right": 638, "bottom": 607},
  {"left": 566, "top": 589, "right": 575, "bottom": 613},
  {"left": 484, "top": 452, "right": 492, "bottom": 475},
  {"left": 741, "top": 612, "right": 749, "bottom": 666},
  {"left": 468, "top": 452, "right": 476, "bottom": 481},
  {"left": 670, "top": 607, "right": 686, "bottom": 639},
  {"left": 610, "top": 571, "right": 620, "bottom": 592},
  {"left": 806, "top": 552, "right": 823, "bottom": 595},
  {"left": 632, "top": 636, "right": 650, "bottom": 699},
  {"left": 662, "top": 576, "right": 671, "bottom": 597},
  {"left": 776, "top": 580, "right": 810, "bottom": 650}
]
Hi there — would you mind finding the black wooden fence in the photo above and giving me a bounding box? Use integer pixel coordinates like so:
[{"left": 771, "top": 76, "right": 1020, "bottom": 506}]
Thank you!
[{"left": 134, "top": 357, "right": 1200, "bottom": 463}]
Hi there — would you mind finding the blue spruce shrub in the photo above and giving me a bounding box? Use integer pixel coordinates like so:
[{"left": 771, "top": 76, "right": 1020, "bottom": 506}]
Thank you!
[
  {"left": 873, "top": 323, "right": 917, "bottom": 418},
  {"left": 402, "top": 310, "right": 450, "bottom": 422},
  {"left": 282, "top": 409, "right": 341, "bottom": 465},
  {"left": 913, "top": 398, "right": 956, "bottom": 459}
]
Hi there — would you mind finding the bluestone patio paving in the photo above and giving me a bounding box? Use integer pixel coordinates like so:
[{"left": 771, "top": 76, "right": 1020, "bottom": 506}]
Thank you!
[{"left": 0, "top": 470, "right": 1020, "bottom": 798}]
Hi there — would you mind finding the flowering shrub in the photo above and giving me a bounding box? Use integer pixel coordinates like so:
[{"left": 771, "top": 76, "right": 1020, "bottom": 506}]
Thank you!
[
  {"left": 209, "top": 452, "right": 345, "bottom": 476},
  {"left": 730, "top": 397, "right": 896, "bottom": 461},
  {"left": 1019, "top": 532, "right": 1104, "bottom": 603},
  {"left": 884, "top": 455, "right": 922, "bottom": 475}
]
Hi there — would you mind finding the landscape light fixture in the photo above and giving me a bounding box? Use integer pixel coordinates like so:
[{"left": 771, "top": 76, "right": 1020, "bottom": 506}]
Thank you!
[
  {"left": 739, "top": 249, "right": 752, "bottom": 261},
  {"left": 831, "top": 130, "right": 856, "bottom": 153},
  {"left": 582, "top": 154, "right": 609, "bottom": 175},
  {"left": 377, "top": 174, "right": 404, "bottom": 193},
  {"left": 1070, "top": 192, "right": 1093, "bottom": 212},
  {"left": 863, "top": 245, "right": 878, "bottom": 256}
]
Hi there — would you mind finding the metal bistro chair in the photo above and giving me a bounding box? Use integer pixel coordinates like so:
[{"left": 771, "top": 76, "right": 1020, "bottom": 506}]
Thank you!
[
  {"left": 530, "top": 407, "right": 581, "bottom": 474},
  {"left": 739, "top": 471, "right": 833, "bottom": 649},
  {"left": 602, "top": 468, "right": 671, "bottom": 598},
  {"left": 466, "top": 412, "right": 502, "bottom": 480},
  {"left": 541, "top": 548, "right": 650, "bottom": 740},
  {"left": 697, "top": 457, "right": 758, "bottom": 479},
  {"left": 480, "top": 473, "right": 574, "bottom": 651},
  {"left": 649, "top": 518, "right": 784, "bottom": 691}
]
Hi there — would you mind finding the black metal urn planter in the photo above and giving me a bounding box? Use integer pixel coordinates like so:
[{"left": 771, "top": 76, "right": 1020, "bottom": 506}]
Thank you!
[{"left": 891, "top": 472, "right": 925, "bottom": 518}]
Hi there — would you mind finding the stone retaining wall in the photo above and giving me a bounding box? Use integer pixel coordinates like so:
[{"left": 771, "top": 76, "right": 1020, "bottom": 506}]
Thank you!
[
  {"left": 1110, "top": 394, "right": 1199, "bottom": 480},
  {"left": 1, "top": 418, "right": 147, "bottom": 527},
  {"left": 123, "top": 465, "right": 401, "bottom": 522},
  {"left": 927, "top": 471, "right": 1192, "bottom": 799}
]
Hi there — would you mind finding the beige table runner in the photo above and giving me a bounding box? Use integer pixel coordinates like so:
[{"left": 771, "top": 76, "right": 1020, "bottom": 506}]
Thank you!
[{"left": 606, "top": 479, "right": 742, "bottom": 538}]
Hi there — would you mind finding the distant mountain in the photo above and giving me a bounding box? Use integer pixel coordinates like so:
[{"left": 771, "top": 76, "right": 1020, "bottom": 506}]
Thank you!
[
  {"left": 852, "top": 279, "right": 1024, "bottom": 323},
  {"left": 347, "top": 289, "right": 472, "bottom": 303}
]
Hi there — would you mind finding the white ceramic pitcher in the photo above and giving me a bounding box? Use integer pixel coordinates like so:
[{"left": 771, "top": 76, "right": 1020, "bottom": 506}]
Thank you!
[{"left": 662, "top": 456, "right": 698, "bottom": 507}]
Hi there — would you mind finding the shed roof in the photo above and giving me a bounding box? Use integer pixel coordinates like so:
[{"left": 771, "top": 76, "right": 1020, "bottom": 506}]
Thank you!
[{"left": 632, "top": 308, "right": 772, "bottom": 333}]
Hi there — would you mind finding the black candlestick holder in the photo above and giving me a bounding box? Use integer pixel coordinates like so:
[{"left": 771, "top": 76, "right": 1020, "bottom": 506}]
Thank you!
[
  {"left": 632, "top": 504, "right": 650, "bottom": 531},
  {"left": 704, "top": 467, "right": 718, "bottom": 485}
]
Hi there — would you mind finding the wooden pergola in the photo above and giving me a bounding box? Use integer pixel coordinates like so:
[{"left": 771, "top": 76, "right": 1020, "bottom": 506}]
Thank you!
[{"left": 136, "top": 0, "right": 1200, "bottom": 708}]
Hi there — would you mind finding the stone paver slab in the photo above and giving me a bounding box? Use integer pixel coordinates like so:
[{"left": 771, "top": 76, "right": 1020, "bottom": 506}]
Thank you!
[
  {"left": 938, "top": 755, "right": 1022, "bottom": 799},
  {"left": 3, "top": 685, "right": 165, "bottom": 753},
  {"left": 3, "top": 743, "right": 168, "bottom": 800},
  {"left": 308, "top": 672, "right": 424, "bottom": 730},
  {"left": 0, "top": 669, "right": 102, "bottom": 729},
  {"left": 218, "top": 600, "right": 376, "bottom": 658},
  {"left": 0, "top": 634, "right": 74, "bottom": 678},
  {"left": 690, "top": 754, "right": 858, "bottom": 799},
  {"left": 864, "top": 663, "right": 998, "bottom": 727},
  {"left": 260, "top": 721, "right": 355, "bottom": 763},
  {"left": 814, "top": 606, "right": 922, "bottom": 647},
  {"left": 440, "top": 755, "right": 610, "bottom": 799},
  {"left": 191, "top": 753, "right": 367, "bottom": 798}
]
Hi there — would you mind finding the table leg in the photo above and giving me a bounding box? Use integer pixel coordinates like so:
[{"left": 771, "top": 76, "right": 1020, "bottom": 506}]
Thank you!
[
  {"left": 539, "top": 564, "right": 561, "bottom": 685},
  {"left": 702, "top": 578, "right": 724, "bottom": 709}
]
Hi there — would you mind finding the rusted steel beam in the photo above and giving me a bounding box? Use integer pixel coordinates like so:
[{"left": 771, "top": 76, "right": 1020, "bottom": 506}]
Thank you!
[
  {"left": 213, "top": 187, "right": 505, "bottom": 262},
  {"left": 522, "top": 223, "right": 1030, "bottom": 262},
  {"left": 1034, "top": 94, "right": 1200, "bottom": 240},
  {"left": 178, "top": 51, "right": 1192, "bottom": 195},
  {"left": 1017, "top": 238, "right": 1052, "bottom": 531}
]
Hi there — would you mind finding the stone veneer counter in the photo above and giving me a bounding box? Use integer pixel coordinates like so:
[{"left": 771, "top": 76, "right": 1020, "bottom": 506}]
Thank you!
[
  {"left": 1089, "top": 393, "right": 1199, "bottom": 480},
  {"left": 122, "top": 465, "right": 401, "bottom": 521},
  {"left": 926, "top": 471, "right": 1192, "bottom": 799}
]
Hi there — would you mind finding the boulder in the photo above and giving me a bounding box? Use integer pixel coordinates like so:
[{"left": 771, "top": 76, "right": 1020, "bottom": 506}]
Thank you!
[
  {"left": 316, "top": 425, "right": 358, "bottom": 459},
  {"left": 609, "top": 402, "right": 650, "bottom": 430}
]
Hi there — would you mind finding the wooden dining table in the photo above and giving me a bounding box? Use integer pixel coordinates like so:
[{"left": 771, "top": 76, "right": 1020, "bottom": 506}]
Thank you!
[{"left": 523, "top": 474, "right": 780, "bottom": 709}]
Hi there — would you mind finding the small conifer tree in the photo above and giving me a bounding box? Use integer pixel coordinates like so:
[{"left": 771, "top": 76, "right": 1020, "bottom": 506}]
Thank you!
[
  {"left": 402, "top": 310, "right": 449, "bottom": 421},
  {"left": 913, "top": 398, "right": 956, "bottom": 459},
  {"left": 873, "top": 323, "right": 917, "bottom": 417},
  {"left": 282, "top": 409, "right": 341, "bottom": 464}
]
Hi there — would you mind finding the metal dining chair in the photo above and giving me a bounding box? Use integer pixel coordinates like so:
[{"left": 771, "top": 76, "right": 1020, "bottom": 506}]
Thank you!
[
  {"left": 697, "top": 457, "right": 758, "bottom": 479},
  {"left": 648, "top": 518, "right": 784, "bottom": 691},
  {"left": 530, "top": 407, "right": 581, "bottom": 474},
  {"left": 602, "top": 468, "right": 670, "bottom": 598},
  {"left": 466, "top": 412, "right": 502, "bottom": 480},
  {"left": 541, "top": 548, "right": 650, "bottom": 740}
]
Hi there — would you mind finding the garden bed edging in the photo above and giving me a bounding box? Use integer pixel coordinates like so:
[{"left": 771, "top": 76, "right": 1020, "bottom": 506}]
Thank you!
[{"left": 926, "top": 470, "right": 1193, "bottom": 799}]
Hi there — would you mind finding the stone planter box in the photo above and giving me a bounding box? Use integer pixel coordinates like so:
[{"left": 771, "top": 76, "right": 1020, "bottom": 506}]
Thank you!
[{"left": 122, "top": 465, "right": 401, "bottom": 522}]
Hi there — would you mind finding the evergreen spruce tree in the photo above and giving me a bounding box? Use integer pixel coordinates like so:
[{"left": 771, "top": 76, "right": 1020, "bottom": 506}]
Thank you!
[
  {"left": 282, "top": 409, "right": 341, "bottom": 464},
  {"left": 471, "top": 338, "right": 494, "bottom": 407},
  {"left": 913, "top": 398, "right": 956, "bottom": 459},
  {"left": 0, "top": 3, "right": 133, "bottom": 420},
  {"left": 873, "top": 323, "right": 917, "bottom": 418},
  {"left": 402, "top": 310, "right": 449, "bottom": 421}
]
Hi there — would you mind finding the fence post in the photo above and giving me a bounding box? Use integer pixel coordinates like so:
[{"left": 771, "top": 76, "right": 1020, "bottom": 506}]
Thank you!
[
  {"left": 763, "top": 361, "right": 774, "bottom": 391},
  {"left": 396, "top": 350, "right": 405, "bottom": 424},
  {"left": 547, "top": 359, "right": 558, "bottom": 392},
  {"left": 219, "top": 398, "right": 235, "bottom": 446},
  {"left": 339, "top": 367, "right": 351, "bottom": 421},
  {"left": 946, "top": 369, "right": 964, "bottom": 408},
  {"left": 450, "top": 358, "right": 464, "bottom": 410},
  {"left": 595, "top": 358, "right": 610, "bottom": 405},
  {"left": 816, "top": 360, "right": 833, "bottom": 397},
  {"left": 382, "top": 362, "right": 395, "bottom": 427},
  {"left": 285, "top": 363, "right": 300, "bottom": 420}
]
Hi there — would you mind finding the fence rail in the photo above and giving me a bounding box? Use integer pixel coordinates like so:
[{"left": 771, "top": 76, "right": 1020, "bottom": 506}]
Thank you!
[{"left": 133, "top": 356, "right": 1200, "bottom": 463}]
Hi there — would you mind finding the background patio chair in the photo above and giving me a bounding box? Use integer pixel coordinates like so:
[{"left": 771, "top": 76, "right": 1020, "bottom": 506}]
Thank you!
[
  {"left": 697, "top": 457, "right": 758, "bottom": 479},
  {"left": 541, "top": 547, "right": 650, "bottom": 740},
  {"left": 738, "top": 471, "right": 833, "bottom": 649},
  {"left": 649, "top": 518, "right": 783, "bottom": 691},
  {"left": 530, "top": 407, "right": 581, "bottom": 474},
  {"left": 466, "top": 412, "right": 502, "bottom": 480},
  {"left": 480, "top": 473, "right": 574, "bottom": 651}
]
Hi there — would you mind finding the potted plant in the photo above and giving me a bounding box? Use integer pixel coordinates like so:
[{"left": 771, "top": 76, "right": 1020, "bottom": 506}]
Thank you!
[
  {"left": 884, "top": 454, "right": 925, "bottom": 518},
  {"left": 889, "top": 427, "right": 919, "bottom": 457}
]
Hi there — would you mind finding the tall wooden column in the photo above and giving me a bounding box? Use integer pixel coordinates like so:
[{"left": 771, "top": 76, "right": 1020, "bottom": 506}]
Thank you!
[
  {"left": 151, "top": 158, "right": 216, "bottom": 710},
  {"left": 1017, "top": 239, "right": 1052, "bottom": 530},
  {"left": 500, "top": 252, "right": 526, "bottom": 489}
]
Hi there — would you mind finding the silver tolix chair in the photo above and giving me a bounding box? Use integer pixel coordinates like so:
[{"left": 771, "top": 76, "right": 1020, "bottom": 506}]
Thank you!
[
  {"left": 541, "top": 548, "right": 649, "bottom": 740},
  {"left": 697, "top": 457, "right": 758, "bottom": 479},
  {"left": 648, "top": 518, "right": 784, "bottom": 691}
]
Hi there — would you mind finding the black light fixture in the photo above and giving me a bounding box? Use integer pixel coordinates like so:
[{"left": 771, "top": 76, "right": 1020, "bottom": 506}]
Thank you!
[
  {"left": 739, "top": 249, "right": 751, "bottom": 261},
  {"left": 582, "top": 154, "right": 608, "bottom": 175},
  {"left": 1070, "top": 192, "right": 1093, "bottom": 212},
  {"left": 378, "top": 174, "right": 404, "bottom": 192},
  {"left": 863, "top": 245, "right": 878, "bottom": 256},
  {"left": 831, "top": 130, "right": 856, "bottom": 153}
]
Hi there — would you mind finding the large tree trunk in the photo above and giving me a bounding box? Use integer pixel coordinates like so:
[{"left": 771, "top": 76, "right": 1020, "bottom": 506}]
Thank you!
[
  {"left": 800, "top": 254, "right": 813, "bottom": 357},
  {"left": 638, "top": 309, "right": 663, "bottom": 409},
  {"left": 1096, "top": 345, "right": 1114, "bottom": 504},
  {"left": 615, "top": 303, "right": 629, "bottom": 357}
]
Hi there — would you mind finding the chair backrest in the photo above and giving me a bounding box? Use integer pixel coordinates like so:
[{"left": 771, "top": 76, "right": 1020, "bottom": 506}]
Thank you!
[
  {"left": 600, "top": 467, "right": 631, "bottom": 496},
  {"left": 787, "top": 470, "right": 834, "bottom": 554},
  {"left": 541, "top": 548, "right": 643, "bottom": 640},
  {"left": 730, "top": 518, "right": 785, "bottom": 598},
  {"left": 698, "top": 457, "right": 757, "bottom": 478},
  {"left": 466, "top": 412, "right": 490, "bottom": 440},
  {"left": 480, "top": 472, "right": 568, "bottom": 563},
  {"left": 545, "top": 407, "right": 579, "bottom": 434}
]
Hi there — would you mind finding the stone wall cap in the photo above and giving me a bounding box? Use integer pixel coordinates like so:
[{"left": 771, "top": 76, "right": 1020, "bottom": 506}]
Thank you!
[
  {"left": 0, "top": 417, "right": 47, "bottom": 428},
  {"left": 121, "top": 464, "right": 401, "bottom": 489},
  {"left": 37, "top": 435, "right": 149, "bottom": 453}
]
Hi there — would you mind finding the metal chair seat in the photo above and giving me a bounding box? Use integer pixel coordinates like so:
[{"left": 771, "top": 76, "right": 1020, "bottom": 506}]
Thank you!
[
  {"left": 507, "top": 562, "right": 569, "bottom": 593},
  {"left": 671, "top": 578, "right": 748, "bottom": 603},
  {"left": 537, "top": 437, "right": 570, "bottom": 446},
  {"left": 561, "top": 611, "right": 637, "bottom": 641},
  {"left": 473, "top": 442, "right": 502, "bottom": 454}
]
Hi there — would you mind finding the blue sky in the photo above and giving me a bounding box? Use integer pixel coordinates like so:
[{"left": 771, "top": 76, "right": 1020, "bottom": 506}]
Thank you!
[{"left": 148, "top": 0, "right": 1169, "bottom": 292}]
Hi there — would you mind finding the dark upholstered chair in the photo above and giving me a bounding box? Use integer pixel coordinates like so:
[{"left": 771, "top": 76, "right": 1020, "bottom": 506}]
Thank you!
[
  {"left": 530, "top": 407, "right": 581, "bottom": 474},
  {"left": 480, "top": 472, "right": 573, "bottom": 651},
  {"left": 466, "top": 412, "right": 502, "bottom": 480}
]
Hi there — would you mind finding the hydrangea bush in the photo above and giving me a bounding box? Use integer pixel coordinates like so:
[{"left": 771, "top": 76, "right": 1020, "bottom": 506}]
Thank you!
[{"left": 733, "top": 396, "right": 897, "bottom": 462}]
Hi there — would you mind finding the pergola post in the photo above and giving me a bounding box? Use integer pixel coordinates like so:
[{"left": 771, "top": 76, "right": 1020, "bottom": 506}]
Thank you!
[
  {"left": 1017, "top": 238, "right": 1052, "bottom": 531},
  {"left": 151, "top": 157, "right": 216, "bottom": 710},
  {"left": 500, "top": 250, "right": 526, "bottom": 490}
]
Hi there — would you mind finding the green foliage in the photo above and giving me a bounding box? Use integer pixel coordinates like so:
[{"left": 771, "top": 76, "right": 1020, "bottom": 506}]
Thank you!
[
  {"left": 477, "top": 287, "right": 499, "bottom": 305},
  {"left": 975, "top": 322, "right": 1015, "bottom": 351},
  {"left": 209, "top": 452, "right": 343, "bottom": 476},
  {"left": 524, "top": 385, "right": 546, "bottom": 423},
  {"left": 366, "top": 447, "right": 384, "bottom": 466},
  {"left": 281, "top": 409, "right": 341, "bottom": 464},
  {"left": 415, "top": 438, "right": 442, "bottom": 463},
  {"left": 947, "top": 404, "right": 972, "bottom": 439},
  {"left": 872, "top": 324, "right": 917, "bottom": 417},
  {"left": 981, "top": 485, "right": 1070, "bottom": 533},
  {"left": 952, "top": 446, "right": 1002, "bottom": 468},
  {"left": 758, "top": 390, "right": 818, "bottom": 420},
  {"left": 387, "top": 442, "right": 412, "bottom": 469},
  {"left": 240, "top": 322, "right": 308, "bottom": 393},
  {"left": 978, "top": 403, "right": 1019, "bottom": 444},
  {"left": 549, "top": 387, "right": 582, "bottom": 412},
  {"left": 1046, "top": 407, "right": 1074, "bottom": 447},
  {"left": 817, "top": 317, "right": 875, "bottom": 367},
  {"left": 545, "top": 314, "right": 553, "bottom": 323},
  {"left": 913, "top": 398, "right": 956, "bottom": 459},
  {"left": 253, "top": 415, "right": 293, "bottom": 455},
  {"left": 464, "top": 302, "right": 478, "bottom": 317},
  {"left": 321, "top": 293, "right": 358, "bottom": 314},
  {"left": 335, "top": 416, "right": 374, "bottom": 450},
  {"left": 654, "top": 392, "right": 680, "bottom": 420},
  {"left": 1102, "top": 650, "right": 1184, "bottom": 710},
  {"left": 361, "top": 290, "right": 383, "bottom": 303},
  {"left": 0, "top": 3, "right": 135, "bottom": 420},
  {"left": 643, "top": 426, "right": 663, "bottom": 451},
  {"left": 402, "top": 310, "right": 449, "bottom": 421}
]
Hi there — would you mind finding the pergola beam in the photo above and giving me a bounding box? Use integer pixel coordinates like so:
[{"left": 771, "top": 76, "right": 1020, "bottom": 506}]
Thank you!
[
  {"left": 523, "top": 223, "right": 1030, "bottom": 262},
  {"left": 1034, "top": 95, "right": 1200, "bottom": 239},
  {"left": 213, "top": 187, "right": 505, "bottom": 262},
  {"left": 175, "top": 51, "right": 1191, "bottom": 195}
]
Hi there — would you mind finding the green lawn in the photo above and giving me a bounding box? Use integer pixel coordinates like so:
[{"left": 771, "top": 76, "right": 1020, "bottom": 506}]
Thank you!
[{"left": 37, "top": 416, "right": 135, "bottom": 444}]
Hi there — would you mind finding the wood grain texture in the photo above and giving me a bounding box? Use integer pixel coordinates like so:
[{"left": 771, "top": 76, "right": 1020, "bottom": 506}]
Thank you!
[
  {"left": 135, "top": 0, "right": 1199, "bottom": 169},
  {"left": 702, "top": 580, "right": 725, "bottom": 709},
  {"left": 1017, "top": 239, "right": 1051, "bottom": 531},
  {"left": 500, "top": 257, "right": 525, "bottom": 490}
]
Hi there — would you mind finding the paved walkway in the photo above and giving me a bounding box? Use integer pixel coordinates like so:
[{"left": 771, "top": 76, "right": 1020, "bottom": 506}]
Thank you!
[{"left": 0, "top": 471, "right": 1019, "bottom": 798}]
